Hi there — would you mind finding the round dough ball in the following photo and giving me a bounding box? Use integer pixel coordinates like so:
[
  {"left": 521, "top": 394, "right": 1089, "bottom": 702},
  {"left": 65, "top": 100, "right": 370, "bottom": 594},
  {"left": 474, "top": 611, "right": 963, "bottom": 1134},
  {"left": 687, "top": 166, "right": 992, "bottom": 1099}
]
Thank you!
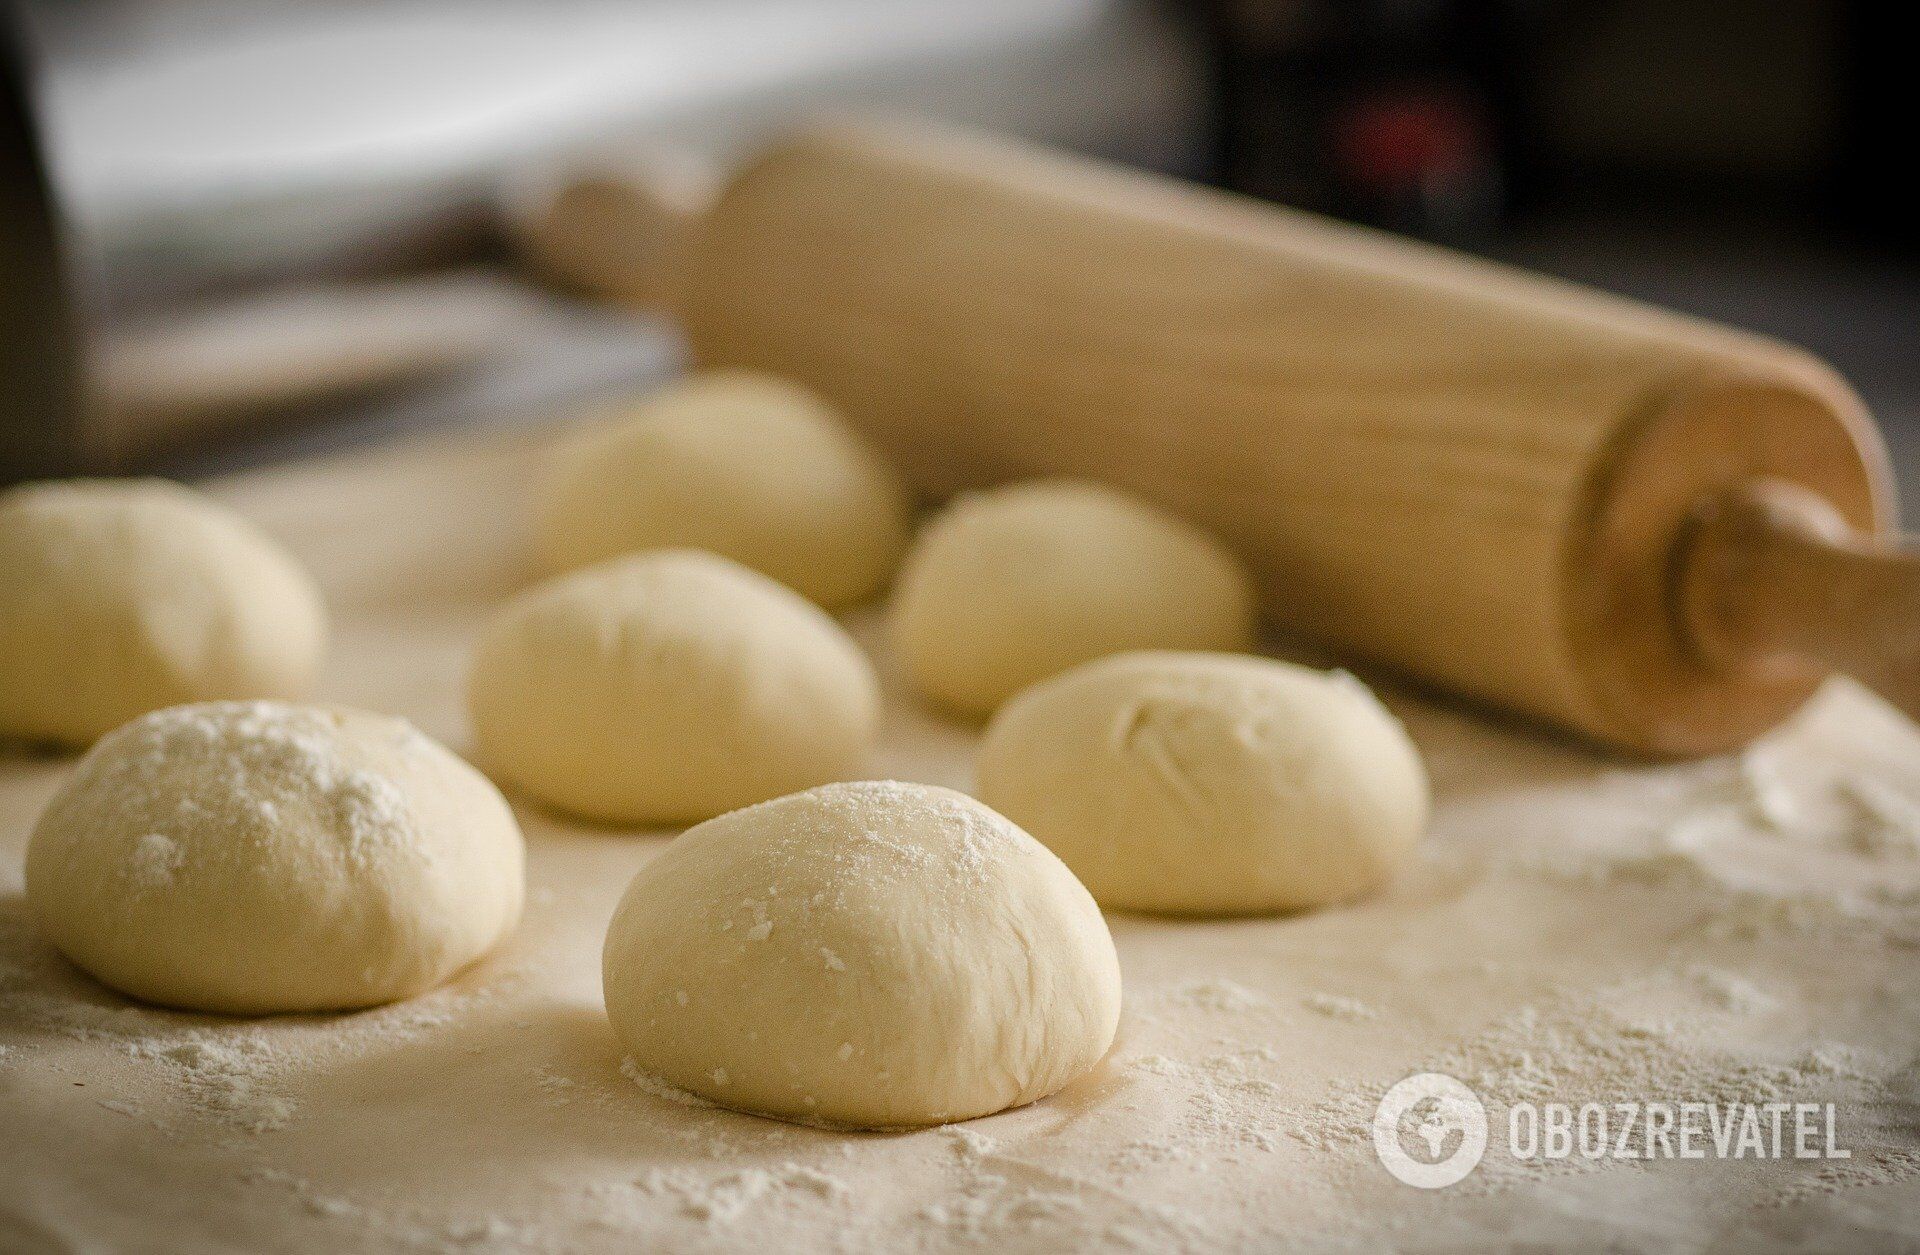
[
  {"left": 469, "top": 550, "right": 879, "bottom": 825},
  {"left": 534, "top": 371, "right": 911, "bottom": 609},
  {"left": 976, "top": 652, "right": 1427, "bottom": 915},
  {"left": 0, "top": 479, "right": 327, "bottom": 747},
  {"left": 602, "top": 780, "right": 1120, "bottom": 1128},
  {"left": 891, "top": 480, "right": 1257, "bottom": 718},
  {"left": 25, "top": 701, "right": 524, "bottom": 1014}
]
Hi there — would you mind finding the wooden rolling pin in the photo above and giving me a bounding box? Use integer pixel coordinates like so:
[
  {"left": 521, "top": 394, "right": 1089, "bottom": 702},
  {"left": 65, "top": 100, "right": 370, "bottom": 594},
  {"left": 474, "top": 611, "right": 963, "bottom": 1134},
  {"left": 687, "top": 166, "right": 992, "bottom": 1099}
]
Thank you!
[{"left": 515, "top": 120, "right": 1915, "bottom": 758}]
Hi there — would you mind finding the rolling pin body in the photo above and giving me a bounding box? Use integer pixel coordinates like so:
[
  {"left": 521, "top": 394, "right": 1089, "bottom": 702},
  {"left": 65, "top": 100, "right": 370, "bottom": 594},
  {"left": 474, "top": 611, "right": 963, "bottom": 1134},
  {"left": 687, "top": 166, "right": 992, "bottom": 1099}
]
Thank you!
[{"left": 665, "top": 124, "right": 1889, "bottom": 755}]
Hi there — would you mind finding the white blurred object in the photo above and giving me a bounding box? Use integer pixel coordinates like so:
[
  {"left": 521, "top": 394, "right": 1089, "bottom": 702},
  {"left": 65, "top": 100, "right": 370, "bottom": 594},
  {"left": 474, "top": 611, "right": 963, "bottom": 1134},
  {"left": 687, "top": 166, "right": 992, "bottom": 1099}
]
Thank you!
[
  {"left": 19, "top": 0, "right": 1202, "bottom": 298},
  {"left": 91, "top": 272, "right": 533, "bottom": 461}
]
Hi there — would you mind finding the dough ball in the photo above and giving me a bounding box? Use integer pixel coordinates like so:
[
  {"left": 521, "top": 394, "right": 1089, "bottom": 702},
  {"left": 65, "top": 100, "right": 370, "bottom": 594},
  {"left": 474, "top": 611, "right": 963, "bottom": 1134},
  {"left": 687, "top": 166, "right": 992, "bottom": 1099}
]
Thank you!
[
  {"left": 890, "top": 480, "right": 1257, "bottom": 717},
  {"left": 533, "top": 371, "right": 911, "bottom": 609},
  {"left": 469, "top": 550, "right": 879, "bottom": 825},
  {"left": 602, "top": 780, "right": 1120, "bottom": 1128},
  {"left": 25, "top": 701, "right": 524, "bottom": 1014},
  {"left": 0, "top": 480, "right": 327, "bottom": 747},
  {"left": 976, "top": 652, "right": 1427, "bottom": 915}
]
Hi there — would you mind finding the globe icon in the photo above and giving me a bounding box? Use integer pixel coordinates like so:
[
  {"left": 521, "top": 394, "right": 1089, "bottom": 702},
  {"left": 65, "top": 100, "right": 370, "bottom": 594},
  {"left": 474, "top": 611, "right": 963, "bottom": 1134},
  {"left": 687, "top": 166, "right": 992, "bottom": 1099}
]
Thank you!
[
  {"left": 1398, "top": 1095, "right": 1467, "bottom": 1165},
  {"left": 1373, "top": 1073, "right": 1489, "bottom": 1188}
]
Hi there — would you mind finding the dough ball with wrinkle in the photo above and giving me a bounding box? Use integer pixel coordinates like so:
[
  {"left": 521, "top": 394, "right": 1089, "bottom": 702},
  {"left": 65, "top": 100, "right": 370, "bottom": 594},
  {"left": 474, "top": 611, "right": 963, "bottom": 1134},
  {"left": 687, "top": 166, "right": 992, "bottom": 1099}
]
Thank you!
[
  {"left": 602, "top": 780, "right": 1121, "bottom": 1129},
  {"left": 25, "top": 701, "right": 524, "bottom": 1015},
  {"left": 976, "top": 651, "right": 1428, "bottom": 915},
  {"left": 0, "top": 479, "right": 327, "bottom": 747},
  {"left": 890, "top": 479, "right": 1257, "bottom": 718},
  {"left": 468, "top": 550, "right": 879, "bottom": 826},
  {"left": 533, "top": 370, "right": 911, "bottom": 609}
]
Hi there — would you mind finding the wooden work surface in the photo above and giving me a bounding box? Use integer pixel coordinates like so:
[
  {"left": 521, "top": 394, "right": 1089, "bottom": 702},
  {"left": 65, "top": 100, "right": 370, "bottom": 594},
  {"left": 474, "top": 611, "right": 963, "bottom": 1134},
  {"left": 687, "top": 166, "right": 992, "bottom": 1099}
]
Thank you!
[{"left": 4, "top": 425, "right": 1920, "bottom": 1252}]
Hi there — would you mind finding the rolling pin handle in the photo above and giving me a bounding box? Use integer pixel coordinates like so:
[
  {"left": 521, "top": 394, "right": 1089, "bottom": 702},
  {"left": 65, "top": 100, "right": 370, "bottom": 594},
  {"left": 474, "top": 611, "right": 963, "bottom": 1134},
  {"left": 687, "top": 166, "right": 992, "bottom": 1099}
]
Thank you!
[
  {"left": 1679, "top": 479, "right": 1920, "bottom": 723},
  {"left": 502, "top": 152, "right": 718, "bottom": 311}
]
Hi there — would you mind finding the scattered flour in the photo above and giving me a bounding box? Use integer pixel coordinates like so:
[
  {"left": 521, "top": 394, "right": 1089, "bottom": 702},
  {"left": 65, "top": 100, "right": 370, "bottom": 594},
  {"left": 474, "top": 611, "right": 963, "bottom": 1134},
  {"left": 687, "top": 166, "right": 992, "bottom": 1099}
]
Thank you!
[
  {"left": 533, "top": 1068, "right": 579, "bottom": 1104},
  {"left": 919, "top": 1183, "right": 1090, "bottom": 1242},
  {"left": 619, "top": 1057, "right": 716, "bottom": 1111},
  {"left": 1431, "top": 1001, "right": 1820, "bottom": 1110},
  {"left": 1838, "top": 777, "right": 1920, "bottom": 859},
  {"left": 944, "top": 1124, "right": 997, "bottom": 1163},
  {"left": 1121, "top": 1048, "right": 1286, "bottom": 1158},
  {"left": 1736, "top": 751, "right": 1800, "bottom": 831},
  {"left": 5, "top": 667, "right": 1920, "bottom": 1249},
  {"left": 1512, "top": 756, "right": 1920, "bottom": 955},
  {"left": 919, "top": 1121, "right": 1200, "bottom": 1248},
  {"left": 1161, "top": 978, "right": 1269, "bottom": 1013},
  {"left": 636, "top": 1162, "right": 848, "bottom": 1225},
  {"left": 444, "top": 1216, "right": 524, "bottom": 1245},
  {"left": 126, "top": 832, "right": 183, "bottom": 890},
  {"left": 1303, "top": 992, "right": 1379, "bottom": 1022},
  {"left": 1763, "top": 1148, "right": 1920, "bottom": 1208},
  {"left": 1687, "top": 966, "right": 1779, "bottom": 1015},
  {"left": 0, "top": 896, "right": 511, "bottom": 1136},
  {"left": 34, "top": 703, "right": 432, "bottom": 912},
  {"left": 124, "top": 1035, "right": 299, "bottom": 1132}
]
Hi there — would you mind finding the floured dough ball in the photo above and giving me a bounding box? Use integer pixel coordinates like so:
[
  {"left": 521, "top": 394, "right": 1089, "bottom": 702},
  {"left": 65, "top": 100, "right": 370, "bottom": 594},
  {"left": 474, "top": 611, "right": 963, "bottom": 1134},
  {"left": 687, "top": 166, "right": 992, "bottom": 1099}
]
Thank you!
[
  {"left": 602, "top": 780, "right": 1120, "bottom": 1128},
  {"left": 977, "top": 652, "right": 1427, "bottom": 915},
  {"left": 469, "top": 550, "right": 878, "bottom": 825},
  {"left": 0, "top": 480, "right": 327, "bottom": 747},
  {"left": 891, "top": 480, "right": 1257, "bottom": 718},
  {"left": 24, "top": 702, "right": 524, "bottom": 1014},
  {"left": 533, "top": 370, "right": 911, "bottom": 609}
]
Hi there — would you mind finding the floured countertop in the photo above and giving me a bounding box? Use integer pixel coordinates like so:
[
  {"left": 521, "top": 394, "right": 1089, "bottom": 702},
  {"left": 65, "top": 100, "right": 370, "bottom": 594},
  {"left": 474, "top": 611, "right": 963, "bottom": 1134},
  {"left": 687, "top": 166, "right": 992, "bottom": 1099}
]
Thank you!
[{"left": 4, "top": 428, "right": 1919, "bottom": 1253}]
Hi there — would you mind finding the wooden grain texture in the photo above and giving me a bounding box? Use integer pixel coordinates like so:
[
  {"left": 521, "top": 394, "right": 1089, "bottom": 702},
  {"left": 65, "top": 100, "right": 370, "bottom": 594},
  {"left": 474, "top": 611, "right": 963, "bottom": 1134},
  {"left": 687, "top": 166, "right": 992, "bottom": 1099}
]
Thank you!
[{"left": 662, "top": 121, "right": 1893, "bottom": 753}]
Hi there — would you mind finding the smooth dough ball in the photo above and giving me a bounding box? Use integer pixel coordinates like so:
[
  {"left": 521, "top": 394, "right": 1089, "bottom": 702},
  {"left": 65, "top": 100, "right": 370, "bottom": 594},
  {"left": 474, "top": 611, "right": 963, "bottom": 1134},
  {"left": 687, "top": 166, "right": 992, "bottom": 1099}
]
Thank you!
[
  {"left": 469, "top": 550, "right": 879, "bottom": 826},
  {"left": 890, "top": 480, "right": 1257, "bottom": 718},
  {"left": 533, "top": 370, "right": 911, "bottom": 609},
  {"left": 602, "top": 780, "right": 1120, "bottom": 1128},
  {"left": 25, "top": 702, "right": 524, "bottom": 1014},
  {"left": 976, "top": 652, "right": 1428, "bottom": 915},
  {"left": 0, "top": 480, "right": 327, "bottom": 747}
]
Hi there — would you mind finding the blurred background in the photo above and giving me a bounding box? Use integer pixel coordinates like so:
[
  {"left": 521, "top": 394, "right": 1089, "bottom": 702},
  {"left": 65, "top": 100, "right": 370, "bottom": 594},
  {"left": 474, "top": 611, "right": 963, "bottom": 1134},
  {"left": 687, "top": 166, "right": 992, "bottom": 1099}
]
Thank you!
[{"left": 2, "top": 0, "right": 1913, "bottom": 510}]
